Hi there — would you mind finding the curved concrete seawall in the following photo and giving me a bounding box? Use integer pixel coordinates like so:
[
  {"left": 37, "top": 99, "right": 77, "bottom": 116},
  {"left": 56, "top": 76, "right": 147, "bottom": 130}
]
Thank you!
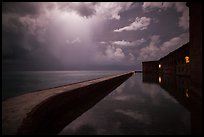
[{"left": 2, "top": 71, "right": 134, "bottom": 135}]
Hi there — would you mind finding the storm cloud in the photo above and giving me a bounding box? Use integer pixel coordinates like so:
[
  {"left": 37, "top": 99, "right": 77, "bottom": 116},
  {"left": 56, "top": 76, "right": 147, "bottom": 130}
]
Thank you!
[{"left": 2, "top": 2, "right": 189, "bottom": 71}]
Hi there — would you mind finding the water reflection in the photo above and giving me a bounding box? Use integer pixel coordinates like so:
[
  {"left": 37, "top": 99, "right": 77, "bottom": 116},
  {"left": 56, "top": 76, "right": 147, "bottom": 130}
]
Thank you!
[
  {"left": 158, "top": 76, "right": 162, "bottom": 83},
  {"left": 59, "top": 73, "right": 202, "bottom": 135},
  {"left": 143, "top": 73, "right": 202, "bottom": 134}
]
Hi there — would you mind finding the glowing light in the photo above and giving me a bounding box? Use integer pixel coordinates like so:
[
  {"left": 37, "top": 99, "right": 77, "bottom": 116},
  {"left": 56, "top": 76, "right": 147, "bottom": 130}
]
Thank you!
[
  {"left": 185, "top": 56, "right": 190, "bottom": 63},
  {"left": 159, "top": 64, "right": 161, "bottom": 68},
  {"left": 159, "top": 76, "right": 162, "bottom": 83},
  {"left": 185, "top": 89, "right": 189, "bottom": 98}
]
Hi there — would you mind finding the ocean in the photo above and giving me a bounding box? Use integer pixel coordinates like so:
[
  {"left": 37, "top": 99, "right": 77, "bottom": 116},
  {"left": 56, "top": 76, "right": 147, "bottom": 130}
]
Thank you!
[{"left": 2, "top": 70, "right": 126, "bottom": 100}]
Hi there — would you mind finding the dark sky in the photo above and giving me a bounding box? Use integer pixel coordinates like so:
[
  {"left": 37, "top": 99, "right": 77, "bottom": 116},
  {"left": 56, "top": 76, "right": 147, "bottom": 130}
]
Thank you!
[{"left": 2, "top": 2, "right": 189, "bottom": 71}]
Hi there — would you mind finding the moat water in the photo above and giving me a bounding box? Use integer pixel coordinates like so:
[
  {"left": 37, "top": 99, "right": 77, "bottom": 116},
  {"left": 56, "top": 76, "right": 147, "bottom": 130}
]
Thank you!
[
  {"left": 59, "top": 73, "right": 202, "bottom": 135},
  {"left": 2, "top": 71, "right": 202, "bottom": 134}
]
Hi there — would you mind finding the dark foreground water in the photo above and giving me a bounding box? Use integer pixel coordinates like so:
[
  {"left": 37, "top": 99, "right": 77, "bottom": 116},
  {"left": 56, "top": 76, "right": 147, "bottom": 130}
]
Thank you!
[
  {"left": 59, "top": 73, "right": 200, "bottom": 135},
  {"left": 2, "top": 71, "right": 202, "bottom": 134}
]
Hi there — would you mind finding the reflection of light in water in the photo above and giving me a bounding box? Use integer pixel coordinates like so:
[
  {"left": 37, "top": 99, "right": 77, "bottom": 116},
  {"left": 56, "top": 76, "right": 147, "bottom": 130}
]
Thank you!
[
  {"left": 185, "top": 89, "right": 189, "bottom": 98},
  {"left": 159, "top": 76, "right": 162, "bottom": 83}
]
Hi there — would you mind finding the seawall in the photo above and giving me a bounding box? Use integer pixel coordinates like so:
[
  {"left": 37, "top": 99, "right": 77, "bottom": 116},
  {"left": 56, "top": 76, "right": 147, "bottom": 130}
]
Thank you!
[{"left": 2, "top": 71, "right": 134, "bottom": 135}]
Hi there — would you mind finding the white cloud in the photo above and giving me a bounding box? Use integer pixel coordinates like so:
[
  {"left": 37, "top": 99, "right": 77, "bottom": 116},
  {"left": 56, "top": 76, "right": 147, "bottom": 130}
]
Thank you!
[
  {"left": 161, "top": 37, "right": 181, "bottom": 52},
  {"left": 72, "top": 37, "right": 81, "bottom": 43},
  {"left": 115, "top": 48, "right": 125, "bottom": 58},
  {"left": 138, "top": 35, "right": 160, "bottom": 61},
  {"left": 95, "top": 2, "right": 133, "bottom": 20},
  {"left": 175, "top": 2, "right": 189, "bottom": 30},
  {"left": 161, "top": 32, "right": 189, "bottom": 54},
  {"left": 93, "top": 45, "right": 126, "bottom": 65},
  {"left": 65, "top": 37, "right": 81, "bottom": 45},
  {"left": 93, "top": 45, "right": 125, "bottom": 64},
  {"left": 137, "top": 33, "right": 189, "bottom": 61},
  {"left": 128, "top": 53, "right": 135, "bottom": 61},
  {"left": 57, "top": 2, "right": 134, "bottom": 20},
  {"left": 114, "top": 17, "right": 151, "bottom": 32},
  {"left": 112, "top": 40, "right": 134, "bottom": 46},
  {"left": 111, "top": 38, "right": 146, "bottom": 47},
  {"left": 98, "top": 41, "right": 106, "bottom": 44},
  {"left": 105, "top": 45, "right": 125, "bottom": 60}
]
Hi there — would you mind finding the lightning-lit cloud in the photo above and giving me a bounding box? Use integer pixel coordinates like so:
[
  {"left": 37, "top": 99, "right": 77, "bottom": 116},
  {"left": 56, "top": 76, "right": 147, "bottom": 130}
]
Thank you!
[{"left": 2, "top": 2, "right": 189, "bottom": 71}]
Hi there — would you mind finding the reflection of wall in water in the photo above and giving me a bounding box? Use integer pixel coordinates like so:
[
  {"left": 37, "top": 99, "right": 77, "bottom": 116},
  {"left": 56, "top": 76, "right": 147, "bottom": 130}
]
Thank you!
[
  {"left": 142, "top": 73, "right": 190, "bottom": 109},
  {"left": 142, "top": 73, "right": 202, "bottom": 135},
  {"left": 159, "top": 75, "right": 191, "bottom": 110},
  {"left": 142, "top": 73, "right": 159, "bottom": 84},
  {"left": 142, "top": 61, "right": 158, "bottom": 73}
]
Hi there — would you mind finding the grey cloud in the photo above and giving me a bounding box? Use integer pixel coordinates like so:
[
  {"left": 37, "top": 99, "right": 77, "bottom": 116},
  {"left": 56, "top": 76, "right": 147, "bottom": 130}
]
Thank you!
[
  {"left": 76, "top": 3, "right": 96, "bottom": 18},
  {"left": 138, "top": 35, "right": 160, "bottom": 61},
  {"left": 161, "top": 32, "right": 189, "bottom": 54},
  {"left": 175, "top": 2, "right": 189, "bottom": 30},
  {"left": 142, "top": 2, "right": 174, "bottom": 12},
  {"left": 2, "top": 3, "right": 94, "bottom": 70},
  {"left": 2, "top": 21, "right": 40, "bottom": 60},
  {"left": 137, "top": 33, "right": 189, "bottom": 61},
  {"left": 2, "top": 2, "right": 189, "bottom": 71},
  {"left": 57, "top": 2, "right": 96, "bottom": 18},
  {"left": 142, "top": 2, "right": 189, "bottom": 30},
  {"left": 2, "top": 2, "right": 43, "bottom": 17},
  {"left": 2, "top": 7, "right": 48, "bottom": 62}
]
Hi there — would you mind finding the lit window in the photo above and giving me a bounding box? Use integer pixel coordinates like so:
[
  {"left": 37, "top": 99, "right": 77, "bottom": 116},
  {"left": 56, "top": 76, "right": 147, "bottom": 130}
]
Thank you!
[
  {"left": 159, "top": 64, "right": 161, "bottom": 68},
  {"left": 185, "top": 56, "right": 190, "bottom": 63}
]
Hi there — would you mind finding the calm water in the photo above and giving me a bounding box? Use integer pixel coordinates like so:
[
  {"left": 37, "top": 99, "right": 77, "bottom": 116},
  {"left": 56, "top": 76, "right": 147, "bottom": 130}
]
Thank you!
[
  {"left": 2, "top": 71, "right": 201, "bottom": 134},
  {"left": 2, "top": 71, "right": 126, "bottom": 100},
  {"left": 59, "top": 73, "right": 196, "bottom": 135}
]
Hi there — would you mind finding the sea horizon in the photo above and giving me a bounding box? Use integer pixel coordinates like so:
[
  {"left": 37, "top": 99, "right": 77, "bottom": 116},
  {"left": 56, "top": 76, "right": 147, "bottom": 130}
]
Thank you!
[{"left": 2, "top": 70, "right": 134, "bottom": 101}]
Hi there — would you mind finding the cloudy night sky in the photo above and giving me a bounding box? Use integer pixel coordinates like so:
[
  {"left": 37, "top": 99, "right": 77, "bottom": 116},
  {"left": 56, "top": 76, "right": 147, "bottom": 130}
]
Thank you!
[{"left": 2, "top": 2, "right": 189, "bottom": 71}]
